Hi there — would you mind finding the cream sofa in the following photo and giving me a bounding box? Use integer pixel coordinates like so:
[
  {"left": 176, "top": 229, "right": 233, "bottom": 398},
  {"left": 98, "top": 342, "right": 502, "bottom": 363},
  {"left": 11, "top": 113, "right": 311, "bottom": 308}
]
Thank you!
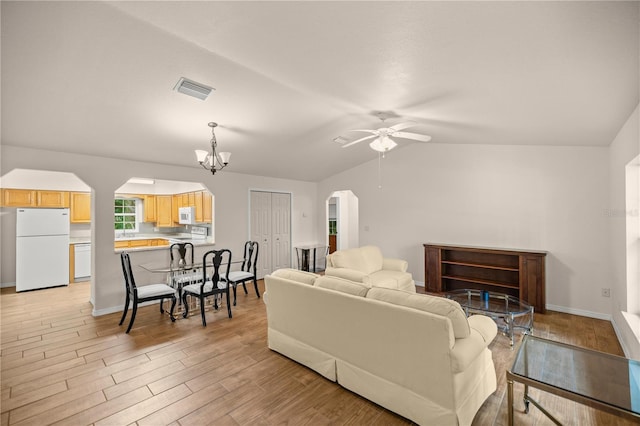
[
  {"left": 264, "top": 269, "right": 498, "bottom": 426},
  {"left": 325, "top": 245, "right": 415, "bottom": 292}
]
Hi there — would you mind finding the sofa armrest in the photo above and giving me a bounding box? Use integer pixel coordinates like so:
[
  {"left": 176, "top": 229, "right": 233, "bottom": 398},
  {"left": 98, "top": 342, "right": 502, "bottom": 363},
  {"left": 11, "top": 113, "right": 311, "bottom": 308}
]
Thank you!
[
  {"left": 449, "top": 329, "right": 489, "bottom": 373},
  {"left": 382, "top": 258, "right": 408, "bottom": 272},
  {"left": 449, "top": 316, "right": 497, "bottom": 373},
  {"left": 325, "top": 267, "right": 367, "bottom": 283},
  {"left": 468, "top": 315, "right": 498, "bottom": 344}
]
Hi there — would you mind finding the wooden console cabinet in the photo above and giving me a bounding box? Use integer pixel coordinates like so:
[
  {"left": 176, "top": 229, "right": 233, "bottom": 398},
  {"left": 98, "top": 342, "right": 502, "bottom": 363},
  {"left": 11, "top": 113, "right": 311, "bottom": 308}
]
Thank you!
[{"left": 424, "top": 243, "right": 547, "bottom": 313}]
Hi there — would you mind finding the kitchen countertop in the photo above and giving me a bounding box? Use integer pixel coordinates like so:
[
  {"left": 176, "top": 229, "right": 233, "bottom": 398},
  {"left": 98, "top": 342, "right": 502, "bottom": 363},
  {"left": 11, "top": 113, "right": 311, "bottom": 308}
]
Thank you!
[
  {"left": 113, "top": 233, "right": 214, "bottom": 252},
  {"left": 69, "top": 234, "right": 214, "bottom": 247},
  {"left": 70, "top": 237, "right": 91, "bottom": 245}
]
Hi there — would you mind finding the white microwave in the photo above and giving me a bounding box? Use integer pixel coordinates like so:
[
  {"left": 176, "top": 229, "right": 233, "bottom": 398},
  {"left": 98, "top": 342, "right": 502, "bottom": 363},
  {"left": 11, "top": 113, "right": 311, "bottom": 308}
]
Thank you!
[{"left": 178, "top": 206, "right": 196, "bottom": 225}]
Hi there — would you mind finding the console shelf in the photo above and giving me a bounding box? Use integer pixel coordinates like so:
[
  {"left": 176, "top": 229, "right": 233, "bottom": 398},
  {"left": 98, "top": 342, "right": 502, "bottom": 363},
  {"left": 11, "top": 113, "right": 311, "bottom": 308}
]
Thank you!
[{"left": 424, "top": 243, "right": 547, "bottom": 313}]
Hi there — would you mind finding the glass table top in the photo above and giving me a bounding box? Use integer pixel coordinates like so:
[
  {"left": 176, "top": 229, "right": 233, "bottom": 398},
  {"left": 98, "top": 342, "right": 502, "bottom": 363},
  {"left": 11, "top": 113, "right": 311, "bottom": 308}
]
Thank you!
[
  {"left": 511, "top": 334, "right": 640, "bottom": 415},
  {"left": 445, "top": 289, "right": 532, "bottom": 316}
]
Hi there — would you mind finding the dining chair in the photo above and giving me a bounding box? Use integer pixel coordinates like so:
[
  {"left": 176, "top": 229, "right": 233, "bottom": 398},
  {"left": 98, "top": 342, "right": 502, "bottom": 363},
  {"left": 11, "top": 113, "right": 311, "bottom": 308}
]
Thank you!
[
  {"left": 225, "top": 241, "right": 259, "bottom": 305},
  {"left": 170, "top": 242, "right": 194, "bottom": 266},
  {"left": 119, "top": 252, "right": 177, "bottom": 333},
  {"left": 181, "top": 249, "right": 232, "bottom": 326},
  {"left": 169, "top": 242, "right": 200, "bottom": 289}
]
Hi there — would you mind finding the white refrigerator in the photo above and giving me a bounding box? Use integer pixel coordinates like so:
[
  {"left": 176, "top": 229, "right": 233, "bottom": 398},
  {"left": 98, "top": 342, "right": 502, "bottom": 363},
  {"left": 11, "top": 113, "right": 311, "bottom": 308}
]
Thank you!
[{"left": 16, "top": 208, "right": 70, "bottom": 292}]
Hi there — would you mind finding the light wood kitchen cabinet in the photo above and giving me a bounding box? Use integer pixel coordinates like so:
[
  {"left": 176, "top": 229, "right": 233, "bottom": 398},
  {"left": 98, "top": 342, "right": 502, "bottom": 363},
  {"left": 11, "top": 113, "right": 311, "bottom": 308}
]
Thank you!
[
  {"left": 114, "top": 240, "right": 129, "bottom": 249},
  {"left": 2, "top": 189, "right": 37, "bottom": 207},
  {"left": 144, "top": 195, "right": 157, "bottom": 222},
  {"left": 155, "top": 195, "right": 173, "bottom": 227},
  {"left": 129, "top": 239, "right": 149, "bottom": 248},
  {"left": 1, "top": 188, "right": 70, "bottom": 208},
  {"left": 114, "top": 238, "right": 170, "bottom": 249},
  {"left": 37, "top": 190, "right": 70, "bottom": 208},
  {"left": 202, "top": 191, "right": 212, "bottom": 222},
  {"left": 172, "top": 194, "right": 181, "bottom": 224},
  {"left": 194, "top": 191, "right": 204, "bottom": 223},
  {"left": 70, "top": 192, "right": 91, "bottom": 223}
]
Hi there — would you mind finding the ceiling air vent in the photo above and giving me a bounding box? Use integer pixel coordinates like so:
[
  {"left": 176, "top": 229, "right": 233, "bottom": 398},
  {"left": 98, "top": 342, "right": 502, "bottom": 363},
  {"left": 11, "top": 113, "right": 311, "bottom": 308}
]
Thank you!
[{"left": 173, "top": 77, "right": 214, "bottom": 100}]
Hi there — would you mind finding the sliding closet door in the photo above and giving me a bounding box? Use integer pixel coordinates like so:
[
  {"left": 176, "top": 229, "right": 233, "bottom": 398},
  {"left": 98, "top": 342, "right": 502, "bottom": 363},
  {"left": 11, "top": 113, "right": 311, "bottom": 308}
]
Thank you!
[{"left": 250, "top": 190, "right": 291, "bottom": 278}]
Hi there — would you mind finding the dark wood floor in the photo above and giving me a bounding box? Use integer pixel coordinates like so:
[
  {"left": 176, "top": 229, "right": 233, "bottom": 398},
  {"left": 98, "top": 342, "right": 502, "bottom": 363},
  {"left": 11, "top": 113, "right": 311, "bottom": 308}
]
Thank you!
[{"left": 0, "top": 280, "right": 634, "bottom": 425}]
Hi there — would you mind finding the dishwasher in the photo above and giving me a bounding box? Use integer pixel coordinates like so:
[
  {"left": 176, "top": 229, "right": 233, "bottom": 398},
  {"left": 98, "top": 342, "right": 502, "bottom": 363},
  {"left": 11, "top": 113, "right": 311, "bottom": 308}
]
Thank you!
[{"left": 74, "top": 243, "right": 91, "bottom": 279}]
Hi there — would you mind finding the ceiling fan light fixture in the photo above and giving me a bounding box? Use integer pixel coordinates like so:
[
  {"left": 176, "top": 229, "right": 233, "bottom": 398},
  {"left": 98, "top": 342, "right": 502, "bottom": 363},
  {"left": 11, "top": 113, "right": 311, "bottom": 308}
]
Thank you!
[{"left": 369, "top": 135, "right": 397, "bottom": 152}]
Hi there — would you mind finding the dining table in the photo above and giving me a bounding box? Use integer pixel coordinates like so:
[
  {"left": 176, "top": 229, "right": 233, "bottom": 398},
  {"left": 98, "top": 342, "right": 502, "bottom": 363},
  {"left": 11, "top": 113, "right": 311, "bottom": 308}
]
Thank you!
[{"left": 139, "top": 259, "right": 242, "bottom": 314}]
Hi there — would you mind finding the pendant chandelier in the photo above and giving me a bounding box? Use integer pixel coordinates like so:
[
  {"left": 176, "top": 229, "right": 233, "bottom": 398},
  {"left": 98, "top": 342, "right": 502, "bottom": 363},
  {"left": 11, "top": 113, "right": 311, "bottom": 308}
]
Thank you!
[{"left": 195, "top": 122, "right": 231, "bottom": 175}]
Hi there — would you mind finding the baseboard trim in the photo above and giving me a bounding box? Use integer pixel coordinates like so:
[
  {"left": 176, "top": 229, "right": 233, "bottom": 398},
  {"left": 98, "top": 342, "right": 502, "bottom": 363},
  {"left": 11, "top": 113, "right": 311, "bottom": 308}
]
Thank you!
[
  {"left": 545, "top": 303, "right": 612, "bottom": 321},
  {"left": 1, "top": 282, "right": 16, "bottom": 289},
  {"left": 415, "top": 280, "right": 425, "bottom": 288},
  {"left": 611, "top": 315, "right": 633, "bottom": 358}
]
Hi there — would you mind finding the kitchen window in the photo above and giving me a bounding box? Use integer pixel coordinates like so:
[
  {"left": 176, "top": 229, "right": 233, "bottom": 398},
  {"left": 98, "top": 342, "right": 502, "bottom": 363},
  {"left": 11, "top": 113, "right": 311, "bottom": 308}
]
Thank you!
[{"left": 114, "top": 198, "right": 139, "bottom": 232}]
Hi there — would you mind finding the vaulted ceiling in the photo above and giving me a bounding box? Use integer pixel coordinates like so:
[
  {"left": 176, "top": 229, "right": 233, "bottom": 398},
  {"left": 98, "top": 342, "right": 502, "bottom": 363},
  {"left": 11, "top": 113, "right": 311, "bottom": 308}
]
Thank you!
[{"left": 2, "top": 1, "right": 638, "bottom": 181}]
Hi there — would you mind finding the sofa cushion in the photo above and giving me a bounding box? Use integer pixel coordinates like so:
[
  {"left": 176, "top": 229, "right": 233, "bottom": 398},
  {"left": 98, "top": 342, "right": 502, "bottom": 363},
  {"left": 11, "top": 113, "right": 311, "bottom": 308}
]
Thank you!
[
  {"left": 330, "top": 245, "right": 383, "bottom": 274},
  {"left": 314, "top": 275, "right": 370, "bottom": 297},
  {"left": 270, "top": 268, "right": 319, "bottom": 285},
  {"left": 366, "top": 288, "right": 470, "bottom": 339},
  {"left": 364, "top": 270, "right": 415, "bottom": 290}
]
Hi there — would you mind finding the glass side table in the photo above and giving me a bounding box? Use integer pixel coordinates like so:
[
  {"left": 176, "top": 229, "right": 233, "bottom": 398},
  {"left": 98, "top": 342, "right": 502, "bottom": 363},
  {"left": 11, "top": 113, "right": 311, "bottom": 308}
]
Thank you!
[{"left": 507, "top": 333, "right": 640, "bottom": 425}]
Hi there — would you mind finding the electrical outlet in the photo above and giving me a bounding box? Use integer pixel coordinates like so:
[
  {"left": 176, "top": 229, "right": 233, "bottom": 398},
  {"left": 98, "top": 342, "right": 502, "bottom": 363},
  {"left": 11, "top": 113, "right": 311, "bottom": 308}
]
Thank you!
[{"left": 602, "top": 288, "right": 611, "bottom": 297}]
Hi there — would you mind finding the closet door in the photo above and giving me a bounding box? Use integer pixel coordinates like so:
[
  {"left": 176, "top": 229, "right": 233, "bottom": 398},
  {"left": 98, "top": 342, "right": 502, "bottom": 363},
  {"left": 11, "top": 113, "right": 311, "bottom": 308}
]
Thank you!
[
  {"left": 271, "top": 192, "right": 291, "bottom": 270},
  {"left": 251, "top": 191, "right": 272, "bottom": 279},
  {"left": 250, "top": 191, "right": 291, "bottom": 278}
]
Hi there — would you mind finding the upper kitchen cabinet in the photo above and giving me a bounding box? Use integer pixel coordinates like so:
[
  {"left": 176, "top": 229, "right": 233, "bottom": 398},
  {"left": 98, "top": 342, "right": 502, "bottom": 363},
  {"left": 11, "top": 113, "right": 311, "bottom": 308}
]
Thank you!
[
  {"left": 172, "top": 194, "right": 181, "bottom": 224},
  {"left": 70, "top": 192, "right": 91, "bottom": 223},
  {"left": 2, "top": 189, "right": 36, "bottom": 207},
  {"left": 155, "top": 195, "right": 173, "bottom": 227},
  {"left": 202, "top": 191, "right": 212, "bottom": 223},
  {"left": 194, "top": 191, "right": 204, "bottom": 223},
  {"left": 171, "top": 190, "right": 212, "bottom": 224},
  {"left": 37, "top": 190, "right": 70, "bottom": 208},
  {"left": 143, "top": 195, "right": 157, "bottom": 223},
  {"left": 1, "top": 188, "right": 69, "bottom": 208}
]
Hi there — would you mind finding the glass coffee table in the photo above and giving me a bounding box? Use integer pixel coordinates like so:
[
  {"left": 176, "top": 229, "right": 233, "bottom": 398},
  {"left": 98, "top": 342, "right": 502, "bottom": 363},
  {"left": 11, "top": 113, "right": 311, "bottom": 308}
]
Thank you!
[
  {"left": 445, "top": 289, "right": 533, "bottom": 346},
  {"left": 507, "top": 333, "right": 640, "bottom": 425}
]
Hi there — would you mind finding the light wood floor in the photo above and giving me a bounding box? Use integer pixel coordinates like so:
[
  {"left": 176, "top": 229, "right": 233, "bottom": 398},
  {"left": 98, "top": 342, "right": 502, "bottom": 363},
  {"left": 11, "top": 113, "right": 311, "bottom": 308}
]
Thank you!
[{"left": 0, "top": 280, "right": 635, "bottom": 425}]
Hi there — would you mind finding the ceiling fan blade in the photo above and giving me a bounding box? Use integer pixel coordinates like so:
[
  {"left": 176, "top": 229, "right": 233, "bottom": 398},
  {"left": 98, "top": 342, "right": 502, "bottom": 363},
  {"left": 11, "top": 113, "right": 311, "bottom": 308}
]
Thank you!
[
  {"left": 389, "top": 122, "right": 417, "bottom": 131},
  {"left": 341, "top": 134, "right": 377, "bottom": 148},
  {"left": 347, "top": 129, "right": 379, "bottom": 134},
  {"left": 393, "top": 131, "right": 432, "bottom": 142}
]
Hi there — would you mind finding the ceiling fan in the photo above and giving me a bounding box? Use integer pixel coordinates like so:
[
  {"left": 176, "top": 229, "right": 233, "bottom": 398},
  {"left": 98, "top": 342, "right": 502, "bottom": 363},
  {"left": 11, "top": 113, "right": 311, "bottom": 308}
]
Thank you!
[{"left": 335, "top": 114, "right": 432, "bottom": 153}]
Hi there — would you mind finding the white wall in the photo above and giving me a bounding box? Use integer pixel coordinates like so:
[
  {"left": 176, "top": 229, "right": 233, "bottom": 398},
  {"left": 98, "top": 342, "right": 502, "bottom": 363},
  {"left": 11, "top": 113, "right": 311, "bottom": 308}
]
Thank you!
[
  {"left": 318, "top": 142, "right": 611, "bottom": 317},
  {"left": 0, "top": 169, "right": 91, "bottom": 191},
  {"left": 1, "top": 145, "right": 318, "bottom": 314},
  {"left": 609, "top": 104, "right": 640, "bottom": 359}
]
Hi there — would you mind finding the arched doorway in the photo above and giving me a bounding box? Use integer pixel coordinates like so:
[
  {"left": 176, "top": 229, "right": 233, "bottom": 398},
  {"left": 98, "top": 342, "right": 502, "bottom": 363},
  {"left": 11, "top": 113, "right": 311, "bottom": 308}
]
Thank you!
[{"left": 326, "top": 190, "right": 359, "bottom": 252}]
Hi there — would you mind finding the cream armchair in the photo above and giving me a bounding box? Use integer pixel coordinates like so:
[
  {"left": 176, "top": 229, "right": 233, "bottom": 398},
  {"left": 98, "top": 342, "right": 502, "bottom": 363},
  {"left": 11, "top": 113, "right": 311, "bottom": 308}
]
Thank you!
[{"left": 325, "top": 245, "right": 415, "bottom": 292}]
